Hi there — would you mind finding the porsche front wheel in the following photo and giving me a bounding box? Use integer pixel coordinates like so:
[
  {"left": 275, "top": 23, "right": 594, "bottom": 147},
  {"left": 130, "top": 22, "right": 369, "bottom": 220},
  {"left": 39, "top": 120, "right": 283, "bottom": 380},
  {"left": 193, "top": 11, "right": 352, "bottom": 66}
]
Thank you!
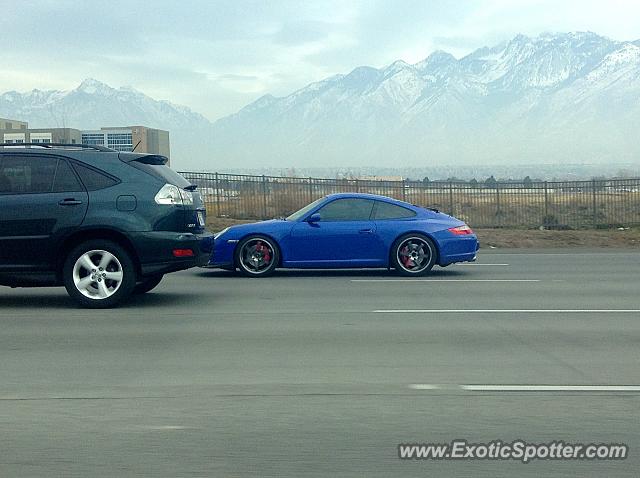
[{"left": 235, "top": 236, "right": 279, "bottom": 277}]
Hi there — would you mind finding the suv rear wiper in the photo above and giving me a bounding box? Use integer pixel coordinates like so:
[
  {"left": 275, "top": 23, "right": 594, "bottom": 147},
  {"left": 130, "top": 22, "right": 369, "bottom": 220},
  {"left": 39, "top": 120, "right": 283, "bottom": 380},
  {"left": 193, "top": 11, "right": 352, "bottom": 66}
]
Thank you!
[{"left": 184, "top": 184, "right": 198, "bottom": 191}]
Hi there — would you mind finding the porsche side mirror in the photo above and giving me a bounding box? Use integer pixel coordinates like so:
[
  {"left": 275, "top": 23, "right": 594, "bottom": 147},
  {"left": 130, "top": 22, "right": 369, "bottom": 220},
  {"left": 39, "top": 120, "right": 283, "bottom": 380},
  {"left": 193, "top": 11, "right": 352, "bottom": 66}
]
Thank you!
[{"left": 307, "top": 213, "right": 321, "bottom": 223}]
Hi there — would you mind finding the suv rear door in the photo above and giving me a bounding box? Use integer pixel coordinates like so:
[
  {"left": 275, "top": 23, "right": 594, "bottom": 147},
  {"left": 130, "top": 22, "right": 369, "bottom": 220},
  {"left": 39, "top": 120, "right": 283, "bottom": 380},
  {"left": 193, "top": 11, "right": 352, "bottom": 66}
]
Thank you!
[{"left": 0, "top": 153, "right": 88, "bottom": 270}]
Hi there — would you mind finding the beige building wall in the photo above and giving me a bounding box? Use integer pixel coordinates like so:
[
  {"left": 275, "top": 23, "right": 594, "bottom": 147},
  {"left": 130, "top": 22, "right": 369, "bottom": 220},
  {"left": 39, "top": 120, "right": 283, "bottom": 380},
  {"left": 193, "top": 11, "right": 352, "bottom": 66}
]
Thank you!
[
  {"left": 0, "top": 118, "right": 28, "bottom": 130},
  {"left": 0, "top": 128, "right": 82, "bottom": 144},
  {"left": 129, "top": 126, "right": 170, "bottom": 162}
]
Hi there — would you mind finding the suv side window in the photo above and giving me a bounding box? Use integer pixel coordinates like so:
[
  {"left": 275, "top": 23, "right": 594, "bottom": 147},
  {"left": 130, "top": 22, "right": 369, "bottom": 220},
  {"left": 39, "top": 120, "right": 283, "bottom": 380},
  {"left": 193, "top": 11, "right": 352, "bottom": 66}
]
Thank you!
[
  {"left": 0, "top": 155, "right": 57, "bottom": 194},
  {"left": 72, "top": 162, "right": 119, "bottom": 191},
  {"left": 52, "top": 159, "right": 84, "bottom": 193},
  {"left": 373, "top": 201, "right": 417, "bottom": 220},
  {"left": 317, "top": 198, "right": 374, "bottom": 221}
]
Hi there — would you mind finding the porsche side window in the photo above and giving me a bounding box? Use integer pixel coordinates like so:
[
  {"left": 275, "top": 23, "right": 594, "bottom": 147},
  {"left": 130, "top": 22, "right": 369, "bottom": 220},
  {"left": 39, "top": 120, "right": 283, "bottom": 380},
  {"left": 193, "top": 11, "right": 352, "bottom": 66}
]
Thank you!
[
  {"left": 317, "top": 198, "right": 374, "bottom": 221},
  {"left": 373, "top": 201, "right": 416, "bottom": 219}
]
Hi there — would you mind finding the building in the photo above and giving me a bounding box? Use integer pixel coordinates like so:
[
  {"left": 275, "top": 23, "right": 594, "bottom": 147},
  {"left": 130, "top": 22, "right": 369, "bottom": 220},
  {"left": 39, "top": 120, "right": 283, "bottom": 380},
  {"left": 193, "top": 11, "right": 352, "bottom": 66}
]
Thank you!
[
  {"left": 81, "top": 126, "right": 170, "bottom": 160},
  {"left": 0, "top": 120, "right": 170, "bottom": 160},
  {"left": 0, "top": 117, "right": 28, "bottom": 131},
  {"left": 358, "top": 175, "right": 404, "bottom": 181},
  {"left": 0, "top": 128, "right": 82, "bottom": 145}
]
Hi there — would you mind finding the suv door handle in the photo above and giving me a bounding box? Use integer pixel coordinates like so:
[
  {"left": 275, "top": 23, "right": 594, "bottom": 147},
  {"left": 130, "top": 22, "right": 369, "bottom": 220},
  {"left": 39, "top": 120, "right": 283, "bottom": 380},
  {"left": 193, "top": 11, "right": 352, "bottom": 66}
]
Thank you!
[
  {"left": 58, "top": 198, "right": 83, "bottom": 206},
  {"left": 359, "top": 228, "right": 374, "bottom": 234}
]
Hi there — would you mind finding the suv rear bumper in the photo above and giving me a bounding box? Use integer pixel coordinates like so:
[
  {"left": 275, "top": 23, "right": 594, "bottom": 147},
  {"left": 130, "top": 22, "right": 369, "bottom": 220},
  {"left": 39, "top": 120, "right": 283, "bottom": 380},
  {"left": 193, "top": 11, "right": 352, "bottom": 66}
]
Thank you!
[{"left": 131, "top": 231, "right": 215, "bottom": 277}]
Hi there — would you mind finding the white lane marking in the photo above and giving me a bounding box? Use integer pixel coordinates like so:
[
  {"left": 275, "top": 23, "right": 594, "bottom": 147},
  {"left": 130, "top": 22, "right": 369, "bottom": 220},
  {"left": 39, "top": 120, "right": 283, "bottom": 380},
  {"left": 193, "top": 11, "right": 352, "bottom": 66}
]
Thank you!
[
  {"left": 408, "top": 384, "right": 442, "bottom": 390},
  {"left": 409, "top": 384, "right": 640, "bottom": 392},
  {"left": 455, "top": 263, "right": 509, "bottom": 266},
  {"left": 352, "top": 279, "right": 540, "bottom": 283},
  {"left": 484, "top": 252, "right": 640, "bottom": 256},
  {"left": 143, "top": 425, "right": 192, "bottom": 430},
  {"left": 374, "top": 309, "right": 640, "bottom": 313},
  {"left": 461, "top": 385, "right": 640, "bottom": 392}
]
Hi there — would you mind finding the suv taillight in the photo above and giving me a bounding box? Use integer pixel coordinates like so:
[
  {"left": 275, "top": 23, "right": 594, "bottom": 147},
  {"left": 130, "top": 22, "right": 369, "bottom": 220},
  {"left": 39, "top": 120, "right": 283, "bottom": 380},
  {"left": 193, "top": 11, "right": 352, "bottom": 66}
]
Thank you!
[
  {"left": 154, "top": 184, "right": 193, "bottom": 205},
  {"left": 448, "top": 225, "right": 474, "bottom": 235}
]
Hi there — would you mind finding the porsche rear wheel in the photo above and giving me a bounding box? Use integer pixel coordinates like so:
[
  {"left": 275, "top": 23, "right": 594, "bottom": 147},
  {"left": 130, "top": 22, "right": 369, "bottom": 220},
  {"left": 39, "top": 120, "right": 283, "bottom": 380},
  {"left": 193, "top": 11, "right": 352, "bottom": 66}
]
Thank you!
[
  {"left": 235, "top": 236, "right": 279, "bottom": 277},
  {"left": 392, "top": 234, "right": 437, "bottom": 276}
]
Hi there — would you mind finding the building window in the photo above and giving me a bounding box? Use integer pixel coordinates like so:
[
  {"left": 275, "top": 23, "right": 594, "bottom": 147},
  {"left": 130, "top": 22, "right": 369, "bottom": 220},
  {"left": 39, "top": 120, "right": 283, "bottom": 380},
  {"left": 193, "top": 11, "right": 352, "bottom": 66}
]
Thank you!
[
  {"left": 106, "top": 133, "right": 133, "bottom": 152},
  {"left": 81, "top": 133, "right": 106, "bottom": 146}
]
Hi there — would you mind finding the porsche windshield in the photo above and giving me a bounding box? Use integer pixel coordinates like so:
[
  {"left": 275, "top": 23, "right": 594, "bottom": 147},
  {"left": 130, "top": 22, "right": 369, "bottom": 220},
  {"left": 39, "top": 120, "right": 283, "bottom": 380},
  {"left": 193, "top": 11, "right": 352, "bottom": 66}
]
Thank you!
[{"left": 286, "top": 197, "right": 325, "bottom": 221}]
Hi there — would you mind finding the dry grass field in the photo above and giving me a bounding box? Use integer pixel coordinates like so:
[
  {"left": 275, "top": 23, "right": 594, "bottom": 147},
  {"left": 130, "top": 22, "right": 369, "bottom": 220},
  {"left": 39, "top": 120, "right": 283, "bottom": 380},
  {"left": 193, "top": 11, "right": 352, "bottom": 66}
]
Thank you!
[{"left": 183, "top": 172, "right": 640, "bottom": 234}]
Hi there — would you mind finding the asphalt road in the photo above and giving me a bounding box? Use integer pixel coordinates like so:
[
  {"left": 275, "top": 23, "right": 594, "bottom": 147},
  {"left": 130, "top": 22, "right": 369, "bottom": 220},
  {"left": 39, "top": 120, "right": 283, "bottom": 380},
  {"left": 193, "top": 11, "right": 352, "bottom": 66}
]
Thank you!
[{"left": 1, "top": 249, "right": 639, "bottom": 477}]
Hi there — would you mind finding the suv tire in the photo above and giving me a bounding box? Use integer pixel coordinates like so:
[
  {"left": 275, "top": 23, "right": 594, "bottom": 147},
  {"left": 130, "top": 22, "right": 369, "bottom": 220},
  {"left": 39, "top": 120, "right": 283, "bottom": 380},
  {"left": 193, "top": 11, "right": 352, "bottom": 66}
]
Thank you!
[{"left": 63, "top": 240, "right": 136, "bottom": 308}]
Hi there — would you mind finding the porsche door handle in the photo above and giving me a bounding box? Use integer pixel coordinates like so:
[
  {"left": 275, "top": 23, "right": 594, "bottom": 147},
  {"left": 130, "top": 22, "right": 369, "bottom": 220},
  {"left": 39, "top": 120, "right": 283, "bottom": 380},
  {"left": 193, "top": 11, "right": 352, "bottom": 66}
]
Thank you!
[
  {"left": 58, "top": 199, "right": 83, "bottom": 206},
  {"left": 358, "top": 229, "right": 374, "bottom": 234}
]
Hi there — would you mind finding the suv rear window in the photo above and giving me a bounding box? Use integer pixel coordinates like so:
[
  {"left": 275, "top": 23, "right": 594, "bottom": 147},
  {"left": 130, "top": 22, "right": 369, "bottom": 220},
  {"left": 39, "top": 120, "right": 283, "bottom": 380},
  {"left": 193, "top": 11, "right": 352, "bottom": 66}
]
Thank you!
[
  {"left": 53, "top": 160, "right": 84, "bottom": 192},
  {"left": 72, "top": 162, "right": 119, "bottom": 191},
  {"left": 0, "top": 155, "right": 57, "bottom": 194},
  {"left": 129, "top": 162, "right": 191, "bottom": 188}
]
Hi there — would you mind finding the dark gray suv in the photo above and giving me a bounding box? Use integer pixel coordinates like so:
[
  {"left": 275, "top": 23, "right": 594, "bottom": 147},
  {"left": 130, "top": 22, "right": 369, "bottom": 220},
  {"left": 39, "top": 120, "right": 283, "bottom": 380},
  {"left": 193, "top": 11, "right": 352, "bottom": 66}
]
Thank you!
[{"left": 0, "top": 143, "right": 213, "bottom": 308}]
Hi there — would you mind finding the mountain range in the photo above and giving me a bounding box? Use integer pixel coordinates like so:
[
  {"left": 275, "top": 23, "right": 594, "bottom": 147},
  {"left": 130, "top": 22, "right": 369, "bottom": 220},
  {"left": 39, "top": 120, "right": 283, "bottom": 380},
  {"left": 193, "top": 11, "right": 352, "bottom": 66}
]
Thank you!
[
  {"left": 1, "top": 32, "right": 639, "bottom": 171},
  {"left": 212, "top": 32, "right": 640, "bottom": 170},
  {"left": 0, "top": 79, "right": 212, "bottom": 167}
]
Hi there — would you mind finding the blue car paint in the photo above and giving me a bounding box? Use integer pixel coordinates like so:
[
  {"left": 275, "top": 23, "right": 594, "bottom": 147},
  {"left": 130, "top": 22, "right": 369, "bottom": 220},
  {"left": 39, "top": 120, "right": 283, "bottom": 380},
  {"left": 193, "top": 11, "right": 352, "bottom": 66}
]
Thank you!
[{"left": 209, "top": 193, "right": 479, "bottom": 269}]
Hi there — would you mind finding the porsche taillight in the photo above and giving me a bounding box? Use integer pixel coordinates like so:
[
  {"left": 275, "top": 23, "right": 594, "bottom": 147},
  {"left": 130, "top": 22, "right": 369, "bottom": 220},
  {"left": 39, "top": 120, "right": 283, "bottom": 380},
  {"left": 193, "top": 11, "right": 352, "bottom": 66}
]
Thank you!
[{"left": 448, "top": 225, "right": 474, "bottom": 235}]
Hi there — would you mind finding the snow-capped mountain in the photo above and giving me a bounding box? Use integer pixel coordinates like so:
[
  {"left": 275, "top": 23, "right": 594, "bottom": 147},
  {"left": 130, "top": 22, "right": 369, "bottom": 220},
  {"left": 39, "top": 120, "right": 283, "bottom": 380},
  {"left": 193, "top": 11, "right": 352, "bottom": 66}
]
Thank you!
[
  {"left": 211, "top": 32, "right": 640, "bottom": 168},
  {"left": 2, "top": 32, "right": 639, "bottom": 170},
  {"left": 0, "top": 78, "right": 211, "bottom": 130},
  {"left": 0, "top": 79, "right": 212, "bottom": 167}
]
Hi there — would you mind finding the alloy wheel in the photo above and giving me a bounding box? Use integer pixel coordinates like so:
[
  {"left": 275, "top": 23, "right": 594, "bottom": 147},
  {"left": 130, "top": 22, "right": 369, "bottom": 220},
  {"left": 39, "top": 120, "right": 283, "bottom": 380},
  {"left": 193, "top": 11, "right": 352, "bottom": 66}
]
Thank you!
[
  {"left": 239, "top": 239, "right": 275, "bottom": 274},
  {"left": 396, "top": 237, "right": 433, "bottom": 273},
  {"left": 72, "top": 250, "right": 124, "bottom": 299}
]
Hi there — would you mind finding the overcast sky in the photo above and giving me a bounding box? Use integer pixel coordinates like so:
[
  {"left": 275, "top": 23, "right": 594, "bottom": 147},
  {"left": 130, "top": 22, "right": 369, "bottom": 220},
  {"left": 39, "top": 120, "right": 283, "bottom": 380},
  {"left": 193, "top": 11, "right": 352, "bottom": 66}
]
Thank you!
[{"left": 2, "top": 0, "right": 639, "bottom": 121}]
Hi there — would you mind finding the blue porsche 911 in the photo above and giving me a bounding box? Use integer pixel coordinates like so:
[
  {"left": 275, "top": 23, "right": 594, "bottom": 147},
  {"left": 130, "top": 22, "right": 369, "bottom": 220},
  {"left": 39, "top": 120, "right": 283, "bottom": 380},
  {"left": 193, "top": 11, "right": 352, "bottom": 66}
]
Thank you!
[{"left": 209, "top": 193, "right": 479, "bottom": 277}]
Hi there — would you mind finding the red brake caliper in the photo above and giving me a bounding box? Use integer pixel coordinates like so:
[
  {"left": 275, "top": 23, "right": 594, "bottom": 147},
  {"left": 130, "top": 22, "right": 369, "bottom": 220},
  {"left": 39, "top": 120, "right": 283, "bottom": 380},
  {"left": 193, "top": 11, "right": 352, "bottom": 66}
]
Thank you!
[
  {"left": 256, "top": 241, "right": 271, "bottom": 264},
  {"left": 400, "top": 246, "right": 413, "bottom": 267}
]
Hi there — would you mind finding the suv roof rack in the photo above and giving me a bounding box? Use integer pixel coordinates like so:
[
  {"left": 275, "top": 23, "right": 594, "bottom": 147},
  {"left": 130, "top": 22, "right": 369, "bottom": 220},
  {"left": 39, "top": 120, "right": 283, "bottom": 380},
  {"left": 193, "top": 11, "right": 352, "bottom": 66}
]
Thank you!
[{"left": 0, "top": 142, "right": 117, "bottom": 152}]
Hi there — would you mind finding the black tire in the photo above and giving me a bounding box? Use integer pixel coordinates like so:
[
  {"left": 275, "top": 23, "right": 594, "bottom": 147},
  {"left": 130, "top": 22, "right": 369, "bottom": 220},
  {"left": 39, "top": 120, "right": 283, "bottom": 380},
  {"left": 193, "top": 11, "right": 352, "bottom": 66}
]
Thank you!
[
  {"left": 134, "top": 274, "right": 164, "bottom": 294},
  {"left": 63, "top": 239, "right": 137, "bottom": 308},
  {"left": 234, "top": 235, "right": 279, "bottom": 277},
  {"left": 391, "top": 234, "right": 437, "bottom": 276}
]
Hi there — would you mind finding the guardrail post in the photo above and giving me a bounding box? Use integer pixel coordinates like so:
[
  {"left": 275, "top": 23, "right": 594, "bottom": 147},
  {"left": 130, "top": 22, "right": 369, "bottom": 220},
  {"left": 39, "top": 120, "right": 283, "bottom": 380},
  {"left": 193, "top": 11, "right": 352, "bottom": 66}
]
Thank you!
[
  {"left": 355, "top": 178, "right": 360, "bottom": 193},
  {"left": 215, "top": 172, "right": 221, "bottom": 217},
  {"left": 496, "top": 183, "right": 501, "bottom": 227},
  {"left": 592, "top": 179, "right": 597, "bottom": 228},
  {"left": 402, "top": 179, "right": 406, "bottom": 201},
  {"left": 448, "top": 181, "right": 453, "bottom": 215},
  {"left": 261, "top": 175, "right": 268, "bottom": 219},
  {"left": 308, "top": 177, "right": 313, "bottom": 202},
  {"left": 543, "top": 181, "right": 548, "bottom": 225}
]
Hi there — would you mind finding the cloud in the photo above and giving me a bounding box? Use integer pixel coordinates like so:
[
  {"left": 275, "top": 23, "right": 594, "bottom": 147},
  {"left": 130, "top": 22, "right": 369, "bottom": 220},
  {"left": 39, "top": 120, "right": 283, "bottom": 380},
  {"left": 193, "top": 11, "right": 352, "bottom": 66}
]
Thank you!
[
  {"left": 1, "top": 0, "right": 639, "bottom": 121},
  {"left": 272, "top": 20, "right": 334, "bottom": 45}
]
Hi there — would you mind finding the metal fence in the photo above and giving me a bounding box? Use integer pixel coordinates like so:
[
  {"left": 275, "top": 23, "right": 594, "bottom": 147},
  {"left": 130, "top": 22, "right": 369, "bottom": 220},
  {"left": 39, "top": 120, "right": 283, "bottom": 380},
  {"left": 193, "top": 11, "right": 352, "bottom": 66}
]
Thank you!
[{"left": 179, "top": 171, "right": 640, "bottom": 229}]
